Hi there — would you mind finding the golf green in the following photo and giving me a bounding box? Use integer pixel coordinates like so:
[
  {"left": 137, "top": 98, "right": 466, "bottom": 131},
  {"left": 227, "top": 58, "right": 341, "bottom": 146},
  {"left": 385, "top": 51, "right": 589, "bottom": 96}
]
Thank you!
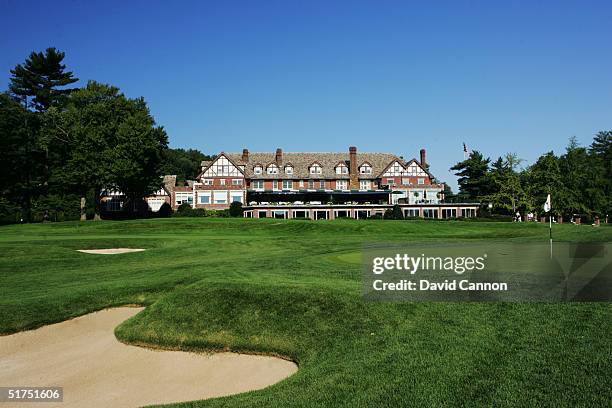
[{"left": 1, "top": 218, "right": 611, "bottom": 407}]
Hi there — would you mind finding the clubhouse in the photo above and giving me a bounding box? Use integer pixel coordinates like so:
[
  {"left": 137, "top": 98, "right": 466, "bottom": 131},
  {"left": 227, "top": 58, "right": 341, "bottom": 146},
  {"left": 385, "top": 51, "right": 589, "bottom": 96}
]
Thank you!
[{"left": 136, "top": 146, "right": 479, "bottom": 220}]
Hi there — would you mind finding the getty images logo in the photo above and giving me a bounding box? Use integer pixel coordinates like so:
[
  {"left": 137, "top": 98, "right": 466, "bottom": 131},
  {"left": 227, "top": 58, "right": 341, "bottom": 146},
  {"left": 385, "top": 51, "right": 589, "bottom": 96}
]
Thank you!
[{"left": 372, "top": 253, "right": 488, "bottom": 275}]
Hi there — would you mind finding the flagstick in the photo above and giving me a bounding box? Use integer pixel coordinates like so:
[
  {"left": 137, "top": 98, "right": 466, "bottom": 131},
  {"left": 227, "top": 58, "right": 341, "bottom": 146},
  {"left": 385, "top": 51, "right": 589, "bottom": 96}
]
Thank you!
[{"left": 549, "top": 214, "right": 553, "bottom": 259}]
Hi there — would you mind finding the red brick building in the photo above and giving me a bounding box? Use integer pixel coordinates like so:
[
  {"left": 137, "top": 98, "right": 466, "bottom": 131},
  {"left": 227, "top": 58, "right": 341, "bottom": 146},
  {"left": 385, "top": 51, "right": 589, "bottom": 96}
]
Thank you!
[{"left": 167, "top": 146, "right": 478, "bottom": 220}]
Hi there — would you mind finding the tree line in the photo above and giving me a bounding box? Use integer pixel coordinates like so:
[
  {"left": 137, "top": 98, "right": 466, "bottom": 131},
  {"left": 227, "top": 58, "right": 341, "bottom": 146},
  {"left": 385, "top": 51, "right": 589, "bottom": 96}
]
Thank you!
[
  {"left": 449, "top": 134, "right": 611, "bottom": 221},
  {"left": 1, "top": 48, "right": 209, "bottom": 223},
  {"left": 2, "top": 48, "right": 609, "bottom": 224}
]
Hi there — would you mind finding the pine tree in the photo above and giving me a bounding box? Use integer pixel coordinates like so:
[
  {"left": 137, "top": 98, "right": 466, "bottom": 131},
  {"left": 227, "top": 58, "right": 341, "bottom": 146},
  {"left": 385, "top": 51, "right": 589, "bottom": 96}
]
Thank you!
[
  {"left": 9, "top": 48, "right": 78, "bottom": 111},
  {"left": 450, "top": 151, "right": 491, "bottom": 200}
]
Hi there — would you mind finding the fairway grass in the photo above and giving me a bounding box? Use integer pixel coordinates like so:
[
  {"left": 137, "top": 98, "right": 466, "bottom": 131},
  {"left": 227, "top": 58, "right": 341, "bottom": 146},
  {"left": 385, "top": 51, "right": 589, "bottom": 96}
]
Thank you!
[{"left": 1, "top": 219, "right": 611, "bottom": 407}]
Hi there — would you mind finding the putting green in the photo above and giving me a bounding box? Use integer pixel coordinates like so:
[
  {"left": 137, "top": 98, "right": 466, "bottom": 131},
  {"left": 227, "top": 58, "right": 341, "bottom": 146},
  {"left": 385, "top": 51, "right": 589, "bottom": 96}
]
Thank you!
[{"left": 326, "top": 251, "right": 362, "bottom": 265}]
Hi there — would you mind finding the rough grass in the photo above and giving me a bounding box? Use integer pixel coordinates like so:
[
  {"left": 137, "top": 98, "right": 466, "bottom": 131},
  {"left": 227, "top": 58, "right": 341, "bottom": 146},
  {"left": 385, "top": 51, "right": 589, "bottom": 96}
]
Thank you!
[{"left": 1, "top": 218, "right": 611, "bottom": 407}]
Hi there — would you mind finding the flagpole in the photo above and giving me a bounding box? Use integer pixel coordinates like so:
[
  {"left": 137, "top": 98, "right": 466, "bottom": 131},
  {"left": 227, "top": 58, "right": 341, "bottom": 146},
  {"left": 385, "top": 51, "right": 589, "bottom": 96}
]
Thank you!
[
  {"left": 544, "top": 193, "right": 552, "bottom": 259},
  {"left": 549, "top": 214, "right": 552, "bottom": 259}
]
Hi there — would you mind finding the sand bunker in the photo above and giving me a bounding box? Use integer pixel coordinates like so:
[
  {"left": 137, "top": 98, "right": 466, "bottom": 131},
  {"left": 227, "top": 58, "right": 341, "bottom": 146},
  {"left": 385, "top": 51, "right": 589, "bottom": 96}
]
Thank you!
[
  {"left": 0, "top": 308, "right": 297, "bottom": 408},
  {"left": 77, "top": 248, "right": 146, "bottom": 254}
]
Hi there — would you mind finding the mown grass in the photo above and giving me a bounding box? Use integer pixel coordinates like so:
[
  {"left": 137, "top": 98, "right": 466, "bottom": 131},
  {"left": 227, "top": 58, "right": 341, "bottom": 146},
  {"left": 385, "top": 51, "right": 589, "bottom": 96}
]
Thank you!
[{"left": 1, "top": 218, "right": 611, "bottom": 407}]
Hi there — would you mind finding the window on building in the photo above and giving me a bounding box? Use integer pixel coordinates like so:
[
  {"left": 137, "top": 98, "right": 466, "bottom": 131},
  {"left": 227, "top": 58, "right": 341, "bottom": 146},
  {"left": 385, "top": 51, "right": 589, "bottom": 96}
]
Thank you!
[
  {"left": 423, "top": 209, "right": 438, "bottom": 219},
  {"left": 285, "top": 165, "right": 293, "bottom": 175},
  {"left": 273, "top": 180, "right": 279, "bottom": 190},
  {"left": 299, "top": 180, "right": 304, "bottom": 188},
  {"left": 252, "top": 180, "right": 264, "bottom": 190},
  {"left": 308, "top": 180, "right": 315, "bottom": 189},
  {"left": 309, "top": 163, "right": 322, "bottom": 174},
  {"left": 335, "top": 163, "right": 348, "bottom": 174},
  {"left": 386, "top": 178, "right": 395, "bottom": 186},
  {"left": 220, "top": 179, "right": 226, "bottom": 185},
  {"left": 401, "top": 178, "right": 410, "bottom": 185},
  {"left": 214, "top": 192, "right": 227, "bottom": 204},
  {"left": 282, "top": 180, "right": 293, "bottom": 190},
  {"left": 199, "top": 195, "right": 210, "bottom": 204},
  {"left": 461, "top": 208, "right": 476, "bottom": 218},
  {"left": 231, "top": 194, "right": 243, "bottom": 203},
  {"left": 359, "top": 164, "right": 372, "bottom": 174},
  {"left": 442, "top": 208, "right": 457, "bottom": 219},
  {"left": 231, "top": 179, "right": 243, "bottom": 186},
  {"left": 175, "top": 193, "right": 193, "bottom": 205},
  {"left": 254, "top": 165, "right": 262, "bottom": 175},
  {"left": 107, "top": 199, "right": 121, "bottom": 211},
  {"left": 336, "top": 180, "right": 348, "bottom": 190},
  {"left": 417, "top": 178, "right": 425, "bottom": 185},
  {"left": 203, "top": 179, "right": 213, "bottom": 186},
  {"left": 319, "top": 180, "right": 325, "bottom": 189},
  {"left": 360, "top": 180, "right": 371, "bottom": 190},
  {"left": 405, "top": 209, "right": 420, "bottom": 218},
  {"left": 267, "top": 164, "right": 279, "bottom": 174}
]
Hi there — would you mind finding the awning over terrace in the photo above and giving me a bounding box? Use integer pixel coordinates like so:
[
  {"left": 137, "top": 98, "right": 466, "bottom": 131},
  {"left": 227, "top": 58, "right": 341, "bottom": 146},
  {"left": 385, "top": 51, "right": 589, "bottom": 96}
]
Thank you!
[{"left": 246, "top": 190, "right": 390, "bottom": 204}]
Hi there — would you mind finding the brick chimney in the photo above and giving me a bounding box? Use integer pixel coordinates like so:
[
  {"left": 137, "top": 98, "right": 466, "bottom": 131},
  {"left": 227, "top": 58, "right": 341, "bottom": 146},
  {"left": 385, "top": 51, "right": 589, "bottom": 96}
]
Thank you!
[
  {"left": 275, "top": 148, "right": 283, "bottom": 165},
  {"left": 242, "top": 148, "right": 249, "bottom": 162},
  {"left": 420, "top": 148, "right": 427, "bottom": 168},
  {"left": 349, "top": 146, "right": 359, "bottom": 189}
]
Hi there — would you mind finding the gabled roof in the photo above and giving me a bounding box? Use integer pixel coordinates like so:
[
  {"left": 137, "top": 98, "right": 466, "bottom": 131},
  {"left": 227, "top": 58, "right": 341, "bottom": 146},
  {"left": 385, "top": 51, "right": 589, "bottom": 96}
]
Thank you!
[
  {"left": 404, "top": 158, "right": 434, "bottom": 179},
  {"left": 378, "top": 158, "right": 407, "bottom": 177},
  {"left": 226, "top": 152, "right": 407, "bottom": 179},
  {"left": 197, "top": 152, "right": 245, "bottom": 179}
]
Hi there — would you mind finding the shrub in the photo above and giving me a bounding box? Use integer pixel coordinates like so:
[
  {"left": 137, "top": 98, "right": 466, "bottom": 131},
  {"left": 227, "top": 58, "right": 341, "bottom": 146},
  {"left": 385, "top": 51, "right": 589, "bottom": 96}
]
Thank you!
[
  {"left": 384, "top": 204, "right": 404, "bottom": 220},
  {"left": 157, "top": 202, "right": 173, "bottom": 218},
  {"left": 174, "top": 203, "right": 195, "bottom": 217},
  {"left": 229, "top": 202, "right": 244, "bottom": 217}
]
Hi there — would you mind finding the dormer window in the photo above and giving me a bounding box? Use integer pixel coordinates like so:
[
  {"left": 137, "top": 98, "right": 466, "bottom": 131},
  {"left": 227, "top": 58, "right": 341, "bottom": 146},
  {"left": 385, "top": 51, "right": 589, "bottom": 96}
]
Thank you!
[
  {"left": 285, "top": 165, "right": 293, "bottom": 175},
  {"left": 267, "top": 163, "right": 279, "bottom": 174},
  {"left": 309, "top": 163, "right": 322, "bottom": 175},
  {"left": 335, "top": 163, "right": 348, "bottom": 174},
  {"left": 359, "top": 164, "right": 372, "bottom": 174},
  {"left": 253, "top": 165, "right": 262, "bottom": 175}
]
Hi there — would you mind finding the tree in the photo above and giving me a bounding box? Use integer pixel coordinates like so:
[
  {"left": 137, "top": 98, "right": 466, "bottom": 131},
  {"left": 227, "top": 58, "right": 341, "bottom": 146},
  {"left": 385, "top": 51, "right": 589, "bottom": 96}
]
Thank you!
[
  {"left": 108, "top": 99, "right": 168, "bottom": 202},
  {"left": 589, "top": 131, "right": 612, "bottom": 217},
  {"left": 450, "top": 150, "right": 491, "bottom": 200},
  {"left": 161, "top": 148, "right": 211, "bottom": 183},
  {"left": 9, "top": 47, "right": 78, "bottom": 112},
  {"left": 0, "top": 93, "right": 42, "bottom": 222},
  {"left": 483, "top": 154, "right": 527, "bottom": 214},
  {"left": 441, "top": 183, "right": 456, "bottom": 202},
  {"left": 558, "top": 137, "right": 592, "bottom": 218},
  {"left": 9, "top": 48, "right": 79, "bottom": 214},
  {"left": 524, "top": 152, "right": 563, "bottom": 213},
  {"left": 49, "top": 81, "right": 168, "bottom": 220}
]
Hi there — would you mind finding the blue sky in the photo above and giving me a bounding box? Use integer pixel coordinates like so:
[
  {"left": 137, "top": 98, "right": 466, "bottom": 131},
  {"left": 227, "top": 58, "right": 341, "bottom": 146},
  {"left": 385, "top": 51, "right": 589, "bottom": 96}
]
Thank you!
[{"left": 1, "top": 0, "right": 611, "bottom": 188}]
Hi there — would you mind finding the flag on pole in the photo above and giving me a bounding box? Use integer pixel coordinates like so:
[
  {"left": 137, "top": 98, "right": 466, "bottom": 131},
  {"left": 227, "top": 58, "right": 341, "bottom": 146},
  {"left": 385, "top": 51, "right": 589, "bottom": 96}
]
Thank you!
[
  {"left": 544, "top": 193, "right": 553, "bottom": 258},
  {"left": 544, "top": 194, "right": 551, "bottom": 213},
  {"left": 463, "top": 143, "right": 470, "bottom": 159}
]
